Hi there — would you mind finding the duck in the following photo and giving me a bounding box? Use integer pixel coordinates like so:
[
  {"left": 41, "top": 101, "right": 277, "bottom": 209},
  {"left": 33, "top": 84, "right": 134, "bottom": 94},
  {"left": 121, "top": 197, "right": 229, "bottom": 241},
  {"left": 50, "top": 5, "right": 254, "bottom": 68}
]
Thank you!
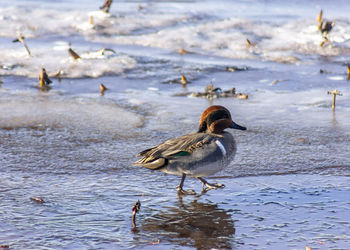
[{"left": 133, "top": 105, "right": 246, "bottom": 194}]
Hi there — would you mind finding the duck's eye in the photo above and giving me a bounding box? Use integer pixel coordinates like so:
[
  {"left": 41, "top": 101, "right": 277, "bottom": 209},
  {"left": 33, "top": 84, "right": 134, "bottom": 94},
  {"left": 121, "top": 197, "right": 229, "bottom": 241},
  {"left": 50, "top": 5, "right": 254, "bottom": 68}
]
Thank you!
[{"left": 208, "top": 110, "right": 229, "bottom": 122}]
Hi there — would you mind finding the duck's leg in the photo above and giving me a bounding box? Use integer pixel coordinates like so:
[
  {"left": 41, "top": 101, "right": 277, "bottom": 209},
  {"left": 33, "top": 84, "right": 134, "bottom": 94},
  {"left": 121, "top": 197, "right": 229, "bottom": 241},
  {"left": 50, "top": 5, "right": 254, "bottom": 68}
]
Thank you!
[
  {"left": 197, "top": 177, "right": 225, "bottom": 191},
  {"left": 176, "top": 173, "right": 196, "bottom": 195}
]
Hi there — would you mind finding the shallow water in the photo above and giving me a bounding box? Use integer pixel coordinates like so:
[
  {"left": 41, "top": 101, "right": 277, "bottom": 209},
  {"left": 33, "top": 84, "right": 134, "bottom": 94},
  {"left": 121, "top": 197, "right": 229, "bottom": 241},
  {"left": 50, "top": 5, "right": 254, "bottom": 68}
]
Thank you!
[{"left": 1, "top": 0, "right": 350, "bottom": 249}]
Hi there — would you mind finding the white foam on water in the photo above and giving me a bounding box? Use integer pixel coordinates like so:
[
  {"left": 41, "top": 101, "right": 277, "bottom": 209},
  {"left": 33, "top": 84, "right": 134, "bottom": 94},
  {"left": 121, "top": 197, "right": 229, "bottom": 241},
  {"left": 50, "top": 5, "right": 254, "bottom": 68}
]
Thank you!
[
  {"left": 0, "top": 44, "right": 137, "bottom": 78},
  {"left": 94, "top": 15, "right": 350, "bottom": 63},
  {"left": 1, "top": 2, "right": 350, "bottom": 79}
]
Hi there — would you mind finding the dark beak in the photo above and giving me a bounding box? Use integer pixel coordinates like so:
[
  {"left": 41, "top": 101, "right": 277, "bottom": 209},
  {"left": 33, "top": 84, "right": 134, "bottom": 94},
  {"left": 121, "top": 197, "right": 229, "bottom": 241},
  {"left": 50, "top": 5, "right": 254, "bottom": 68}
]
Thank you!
[{"left": 230, "top": 121, "right": 247, "bottom": 130}]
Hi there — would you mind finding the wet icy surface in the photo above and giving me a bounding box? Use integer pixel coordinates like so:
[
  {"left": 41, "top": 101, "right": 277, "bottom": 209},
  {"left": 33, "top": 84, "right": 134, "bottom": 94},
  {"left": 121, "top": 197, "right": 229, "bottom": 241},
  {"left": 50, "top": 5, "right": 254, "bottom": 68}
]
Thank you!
[
  {"left": 1, "top": 0, "right": 350, "bottom": 249},
  {"left": 1, "top": 172, "right": 350, "bottom": 249}
]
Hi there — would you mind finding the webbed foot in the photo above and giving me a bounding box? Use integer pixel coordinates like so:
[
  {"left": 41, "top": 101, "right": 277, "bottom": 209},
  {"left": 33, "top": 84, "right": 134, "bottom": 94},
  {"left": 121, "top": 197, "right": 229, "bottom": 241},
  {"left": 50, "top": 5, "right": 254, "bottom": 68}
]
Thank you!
[
  {"left": 203, "top": 182, "right": 225, "bottom": 191},
  {"left": 197, "top": 177, "right": 225, "bottom": 191},
  {"left": 176, "top": 173, "right": 196, "bottom": 195},
  {"left": 176, "top": 186, "right": 196, "bottom": 195}
]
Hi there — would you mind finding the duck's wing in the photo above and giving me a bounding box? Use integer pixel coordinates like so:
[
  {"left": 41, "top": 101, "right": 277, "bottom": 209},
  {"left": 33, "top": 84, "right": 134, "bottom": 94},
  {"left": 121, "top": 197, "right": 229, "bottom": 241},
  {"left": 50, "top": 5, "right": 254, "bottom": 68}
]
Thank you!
[{"left": 133, "top": 133, "right": 217, "bottom": 170}]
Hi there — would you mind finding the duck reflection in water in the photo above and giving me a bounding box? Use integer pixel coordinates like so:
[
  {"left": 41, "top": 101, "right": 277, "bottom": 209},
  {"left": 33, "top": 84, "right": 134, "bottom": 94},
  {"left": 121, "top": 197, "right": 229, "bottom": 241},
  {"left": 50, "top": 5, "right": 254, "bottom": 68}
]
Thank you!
[{"left": 139, "top": 196, "right": 236, "bottom": 249}]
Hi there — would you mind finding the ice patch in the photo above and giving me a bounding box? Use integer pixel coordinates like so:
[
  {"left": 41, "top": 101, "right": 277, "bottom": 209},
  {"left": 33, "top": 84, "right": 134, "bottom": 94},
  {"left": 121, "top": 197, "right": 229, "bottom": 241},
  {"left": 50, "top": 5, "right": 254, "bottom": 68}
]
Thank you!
[
  {"left": 0, "top": 94, "right": 144, "bottom": 133},
  {"left": 327, "top": 75, "right": 345, "bottom": 81}
]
